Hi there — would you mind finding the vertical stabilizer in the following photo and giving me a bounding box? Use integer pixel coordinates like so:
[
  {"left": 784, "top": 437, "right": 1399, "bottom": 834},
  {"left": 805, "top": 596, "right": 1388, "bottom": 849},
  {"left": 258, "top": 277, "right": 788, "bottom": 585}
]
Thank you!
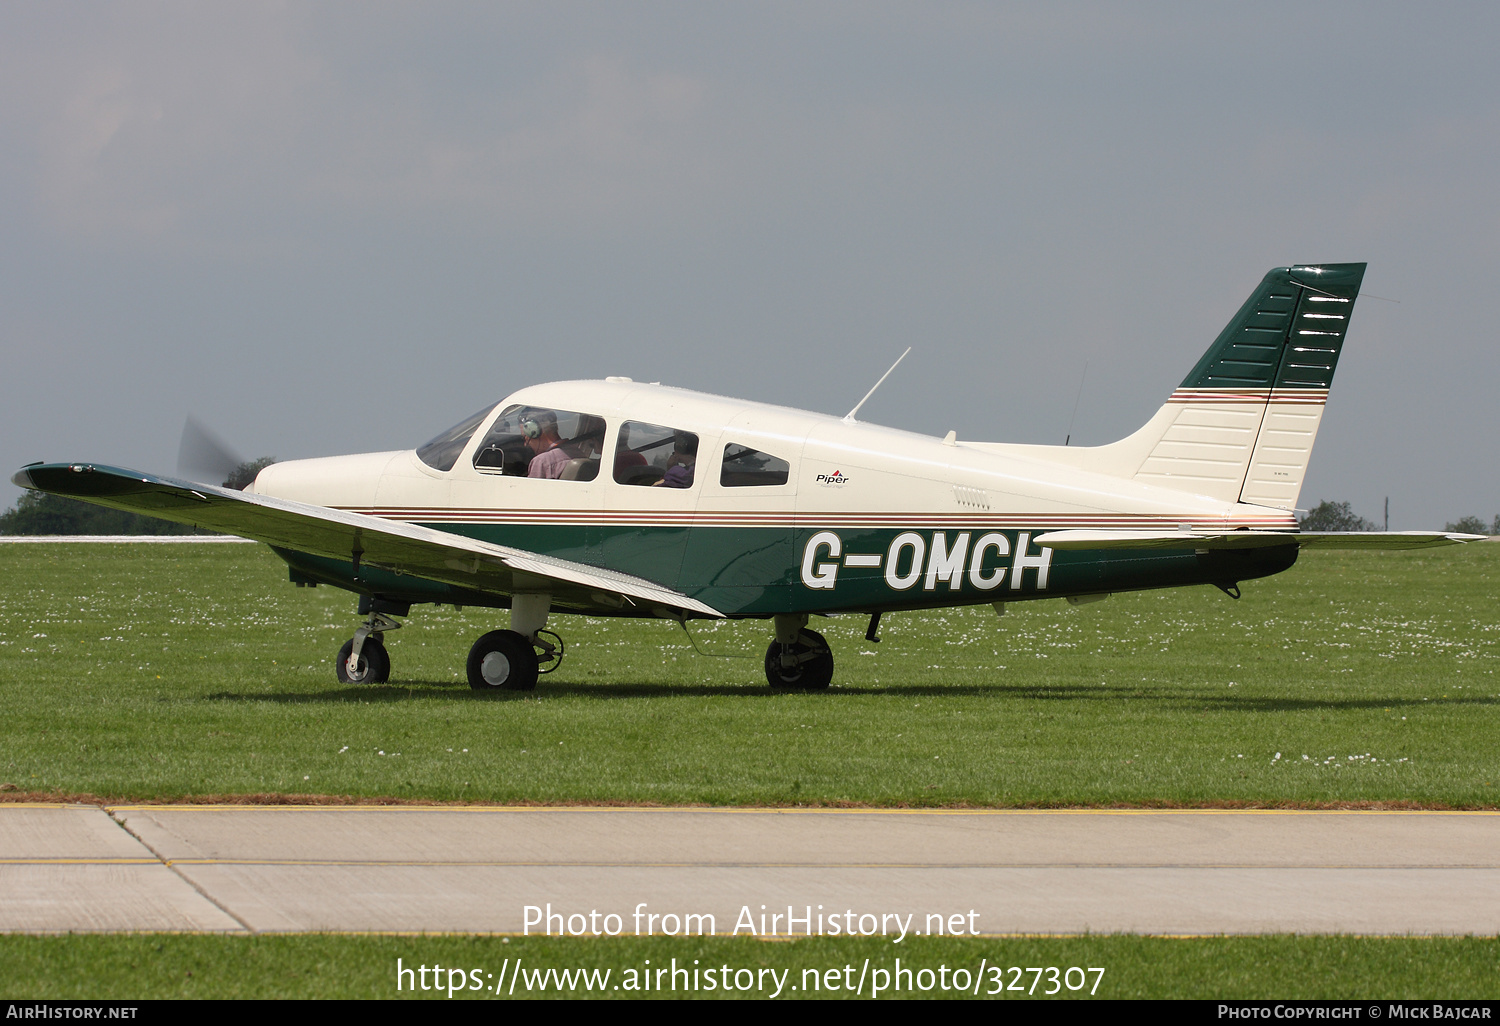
[{"left": 1129, "top": 263, "right": 1365, "bottom": 509}]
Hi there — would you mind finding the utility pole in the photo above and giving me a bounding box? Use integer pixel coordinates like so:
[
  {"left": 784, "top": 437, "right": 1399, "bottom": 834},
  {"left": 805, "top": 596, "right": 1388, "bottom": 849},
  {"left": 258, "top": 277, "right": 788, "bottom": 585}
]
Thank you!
[{"left": 1385, "top": 497, "right": 1389, "bottom": 532}]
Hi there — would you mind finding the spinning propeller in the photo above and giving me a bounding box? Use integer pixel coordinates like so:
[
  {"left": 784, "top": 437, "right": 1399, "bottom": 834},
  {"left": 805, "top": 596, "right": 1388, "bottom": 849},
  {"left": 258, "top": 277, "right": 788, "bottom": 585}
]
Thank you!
[{"left": 177, "top": 416, "right": 271, "bottom": 489}]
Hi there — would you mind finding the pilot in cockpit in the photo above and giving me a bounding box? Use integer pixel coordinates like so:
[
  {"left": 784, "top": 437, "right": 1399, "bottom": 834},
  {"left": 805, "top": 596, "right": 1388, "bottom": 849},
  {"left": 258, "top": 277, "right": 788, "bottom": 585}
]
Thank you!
[{"left": 523, "top": 412, "right": 571, "bottom": 479}]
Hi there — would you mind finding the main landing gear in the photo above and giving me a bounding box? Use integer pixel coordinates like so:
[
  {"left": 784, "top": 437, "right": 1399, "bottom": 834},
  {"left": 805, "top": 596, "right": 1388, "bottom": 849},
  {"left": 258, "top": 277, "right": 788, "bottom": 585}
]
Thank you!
[
  {"left": 764, "top": 613, "right": 834, "bottom": 690},
  {"left": 466, "top": 594, "right": 564, "bottom": 692}
]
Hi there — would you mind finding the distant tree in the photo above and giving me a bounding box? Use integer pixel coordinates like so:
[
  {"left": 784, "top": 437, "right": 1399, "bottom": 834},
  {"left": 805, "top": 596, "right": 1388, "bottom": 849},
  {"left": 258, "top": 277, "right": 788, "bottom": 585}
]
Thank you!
[
  {"left": 1445, "top": 515, "right": 1491, "bottom": 535},
  {"left": 1299, "top": 500, "right": 1377, "bottom": 532},
  {"left": 0, "top": 491, "right": 203, "bottom": 536},
  {"left": 224, "top": 456, "right": 276, "bottom": 490}
]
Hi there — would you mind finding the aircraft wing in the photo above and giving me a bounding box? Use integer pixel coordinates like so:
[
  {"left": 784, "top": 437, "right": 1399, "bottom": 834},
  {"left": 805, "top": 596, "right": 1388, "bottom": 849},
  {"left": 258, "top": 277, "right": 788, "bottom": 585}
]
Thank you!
[
  {"left": 1032, "top": 529, "right": 1485, "bottom": 551},
  {"left": 11, "top": 463, "right": 724, "bottom": 619}
]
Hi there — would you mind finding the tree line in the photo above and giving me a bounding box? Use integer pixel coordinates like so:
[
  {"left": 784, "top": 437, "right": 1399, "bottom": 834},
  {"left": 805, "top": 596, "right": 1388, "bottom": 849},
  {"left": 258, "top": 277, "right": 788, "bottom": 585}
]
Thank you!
[{"left": 1299, "top": 500, "right": 1496, "bottom": 535}]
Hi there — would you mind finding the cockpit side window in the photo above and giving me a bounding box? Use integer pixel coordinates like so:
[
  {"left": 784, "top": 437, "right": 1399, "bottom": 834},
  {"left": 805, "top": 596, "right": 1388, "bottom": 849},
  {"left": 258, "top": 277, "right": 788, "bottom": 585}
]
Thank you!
[
  {"left": 416, "top": 404, "right": 496, "bottom": 472},
  {"left": 614, "top": 421, "right": 699, "bottom": 488},
  {"left": 720, "top": 443, "right": 790, "bottom": 487},
  {"left": 471, "top": 406, "right": 606, "bottom": 481}
]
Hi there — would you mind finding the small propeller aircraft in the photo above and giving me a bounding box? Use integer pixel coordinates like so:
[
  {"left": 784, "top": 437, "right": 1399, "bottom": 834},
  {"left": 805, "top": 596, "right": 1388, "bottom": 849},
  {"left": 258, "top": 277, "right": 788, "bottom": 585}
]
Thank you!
[{"left": 13, "top": 262, "right": 1482, "bottom": 691}]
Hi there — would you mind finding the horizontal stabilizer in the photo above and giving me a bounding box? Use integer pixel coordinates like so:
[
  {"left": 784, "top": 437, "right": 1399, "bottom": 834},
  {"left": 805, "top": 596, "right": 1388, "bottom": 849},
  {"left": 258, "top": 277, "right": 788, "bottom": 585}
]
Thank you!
[
  {"left": 11, "top": 463, "right": 724, "bottom": 619},
  {"left": 1033, "top": 529, "right": 1483, "bottom": 551},
  {"left": 1294, "top": 531, "right": 1487, "bottom": 549}
]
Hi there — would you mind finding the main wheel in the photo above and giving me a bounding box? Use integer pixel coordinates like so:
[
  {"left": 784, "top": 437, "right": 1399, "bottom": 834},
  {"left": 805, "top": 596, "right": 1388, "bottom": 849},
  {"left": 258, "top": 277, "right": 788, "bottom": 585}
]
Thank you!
[
  {"left": 336, "top": 635, "right": 390, "bottom": 684},
  {"left": 764, "top": 628, "right": 834, "bottom": 689},
  {"left": 467, "top": 630, "right": 539, "bottom": 691}
]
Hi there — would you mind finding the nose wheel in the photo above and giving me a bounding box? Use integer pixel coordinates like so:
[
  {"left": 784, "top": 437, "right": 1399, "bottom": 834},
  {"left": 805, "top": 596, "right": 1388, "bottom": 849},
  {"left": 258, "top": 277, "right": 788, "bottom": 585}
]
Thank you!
[
  {"left": 336, "top": 609, "right": 401, "bottom": 684},
  {"left": 337, "top": 635, "right": 390, "bottom": 684}
]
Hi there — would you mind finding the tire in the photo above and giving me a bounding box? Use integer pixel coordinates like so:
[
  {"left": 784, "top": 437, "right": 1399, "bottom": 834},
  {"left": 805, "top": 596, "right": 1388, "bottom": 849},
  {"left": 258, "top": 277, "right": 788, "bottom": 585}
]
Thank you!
[
  {"left": 467, "top": 630, "right": 539, "bottom": 691},
  {"left": 336, "top": 636, "right": 390, "bottom": 684},
  {"left": 764, "top": 628, "right": 834, "bottom": 689}
]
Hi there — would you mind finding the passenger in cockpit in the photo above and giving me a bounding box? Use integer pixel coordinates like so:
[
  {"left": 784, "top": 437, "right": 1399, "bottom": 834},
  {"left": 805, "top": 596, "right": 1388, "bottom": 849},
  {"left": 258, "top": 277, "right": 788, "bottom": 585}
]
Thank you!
[{"left": 655, "top": 432, "right": 697, "bottom": 488}]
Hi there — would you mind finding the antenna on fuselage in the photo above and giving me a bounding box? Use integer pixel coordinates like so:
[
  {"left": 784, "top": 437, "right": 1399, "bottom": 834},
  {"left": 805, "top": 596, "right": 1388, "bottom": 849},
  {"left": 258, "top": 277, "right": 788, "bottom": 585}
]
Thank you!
[
  {"left": 1064, "top": 359, "right": 1089, "bottom": 446},
  {"left": 843, "top": 347, "right": 912, "bottom": 423}
]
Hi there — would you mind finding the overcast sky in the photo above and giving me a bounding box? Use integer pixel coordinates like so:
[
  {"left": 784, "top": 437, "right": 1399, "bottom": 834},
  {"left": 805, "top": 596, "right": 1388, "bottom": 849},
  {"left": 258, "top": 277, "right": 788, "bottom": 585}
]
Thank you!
[{"left": 2, "top": 1, "right": 1497, "bottom": 528}]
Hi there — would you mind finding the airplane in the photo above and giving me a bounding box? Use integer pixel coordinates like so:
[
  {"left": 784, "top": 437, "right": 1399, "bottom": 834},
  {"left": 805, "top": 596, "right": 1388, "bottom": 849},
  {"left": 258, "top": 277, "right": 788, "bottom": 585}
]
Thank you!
[{"left": 11, "top": 262, "right": 1483, "bottom": 692}]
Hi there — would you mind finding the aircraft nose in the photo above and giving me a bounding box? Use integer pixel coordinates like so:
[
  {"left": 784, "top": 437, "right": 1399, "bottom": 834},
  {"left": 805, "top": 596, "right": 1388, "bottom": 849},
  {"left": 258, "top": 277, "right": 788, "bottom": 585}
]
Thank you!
[{"left": 11, "top": 467, "right": 36, "bottom": 489}]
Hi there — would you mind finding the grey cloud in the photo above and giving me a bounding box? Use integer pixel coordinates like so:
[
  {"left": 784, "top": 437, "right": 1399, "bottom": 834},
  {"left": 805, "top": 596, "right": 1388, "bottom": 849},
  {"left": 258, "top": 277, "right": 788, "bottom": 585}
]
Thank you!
[{"left": 1, "top": 1, "right": 1497, "bottom": 527}]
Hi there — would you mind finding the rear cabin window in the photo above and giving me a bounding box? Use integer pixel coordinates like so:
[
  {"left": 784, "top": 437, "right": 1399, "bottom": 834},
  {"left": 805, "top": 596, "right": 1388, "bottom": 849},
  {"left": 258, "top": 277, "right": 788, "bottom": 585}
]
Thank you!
[
  {"left": 720, "top": 443, "right": 790, "bottom": 487},
  {"left": 614, "top": 421, "right": 699, "bottom": 488},
  {"left": 471, "top": 406, "right": 607, "bottom": 481},
  {"left": 416, "top": 404, "right": 496, "bottom": 472}
]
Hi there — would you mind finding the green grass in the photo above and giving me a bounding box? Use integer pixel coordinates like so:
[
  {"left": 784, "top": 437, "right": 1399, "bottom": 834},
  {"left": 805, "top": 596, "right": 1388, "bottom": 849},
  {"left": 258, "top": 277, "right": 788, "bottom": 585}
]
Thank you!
[
  {"left": 1, "top": 542, "right": 1497, "bottom": 806},
  {"left": 2, "top": 934, "right": 1497, "bottom": 999}
]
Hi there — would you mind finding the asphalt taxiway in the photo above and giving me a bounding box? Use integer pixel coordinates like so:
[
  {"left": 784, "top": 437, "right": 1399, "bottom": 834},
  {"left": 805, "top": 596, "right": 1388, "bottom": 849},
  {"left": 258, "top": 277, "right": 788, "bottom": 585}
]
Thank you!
[{"left": 3, "top": 804, "right": 1497, "bottom": 935}]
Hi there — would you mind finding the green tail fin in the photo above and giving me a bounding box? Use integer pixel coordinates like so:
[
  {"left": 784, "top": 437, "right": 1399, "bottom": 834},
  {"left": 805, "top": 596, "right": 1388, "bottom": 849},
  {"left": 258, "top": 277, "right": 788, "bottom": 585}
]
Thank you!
[
  {"left": 991, "top": 264, "right": 1368, "bottom": 513},
  {"left": 1181, "top": 263, "right": 1366, "bottom": 391}
]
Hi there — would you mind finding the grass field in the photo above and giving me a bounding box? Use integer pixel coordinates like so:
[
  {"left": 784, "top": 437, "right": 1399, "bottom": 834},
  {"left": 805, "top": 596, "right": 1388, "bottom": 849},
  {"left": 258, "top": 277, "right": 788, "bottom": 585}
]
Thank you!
[
  {"left": 3, "top": 934, "right": 1497, "bottom": 999},
  {"left": 1, "top": 540, "right": 1496, "bottom": 806}
]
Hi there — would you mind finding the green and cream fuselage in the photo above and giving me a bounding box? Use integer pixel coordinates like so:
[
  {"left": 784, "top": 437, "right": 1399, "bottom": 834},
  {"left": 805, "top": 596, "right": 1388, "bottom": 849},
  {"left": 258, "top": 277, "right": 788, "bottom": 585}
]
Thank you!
[{"left": 251, "top": 377, "right": 1302, "bottom": 619}]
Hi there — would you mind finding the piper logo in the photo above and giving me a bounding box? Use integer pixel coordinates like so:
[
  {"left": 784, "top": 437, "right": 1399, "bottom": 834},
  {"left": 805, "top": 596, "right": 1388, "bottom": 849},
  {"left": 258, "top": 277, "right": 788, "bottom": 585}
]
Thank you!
[{"left": 816, "top": 470, "right": 850, "bottom": 486}]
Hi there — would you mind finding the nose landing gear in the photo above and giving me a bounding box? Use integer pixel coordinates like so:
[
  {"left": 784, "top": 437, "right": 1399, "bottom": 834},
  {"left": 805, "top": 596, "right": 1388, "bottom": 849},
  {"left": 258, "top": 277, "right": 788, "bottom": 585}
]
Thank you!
[
  {"left": 337, "top": 634, "right": 389, "bottom": 684},
  {"left": 336, "top": 609, "right": 402, "bottom": 685}
]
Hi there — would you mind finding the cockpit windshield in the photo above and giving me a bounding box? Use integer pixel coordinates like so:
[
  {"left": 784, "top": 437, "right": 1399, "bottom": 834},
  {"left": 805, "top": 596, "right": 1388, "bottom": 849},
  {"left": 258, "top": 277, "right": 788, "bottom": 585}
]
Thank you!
[{"left": 415, "top": 404, "right": 496, "bottom": 471}]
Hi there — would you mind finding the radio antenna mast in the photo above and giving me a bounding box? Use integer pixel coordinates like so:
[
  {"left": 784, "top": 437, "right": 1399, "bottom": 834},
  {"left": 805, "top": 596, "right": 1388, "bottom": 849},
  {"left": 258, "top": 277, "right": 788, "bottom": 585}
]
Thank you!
[
  {"left": 844, "top": 347, "right": 912, "bottom": 422},
  {"left": 1064, "top": 359, "right": 1089, "bottom": 445}
]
